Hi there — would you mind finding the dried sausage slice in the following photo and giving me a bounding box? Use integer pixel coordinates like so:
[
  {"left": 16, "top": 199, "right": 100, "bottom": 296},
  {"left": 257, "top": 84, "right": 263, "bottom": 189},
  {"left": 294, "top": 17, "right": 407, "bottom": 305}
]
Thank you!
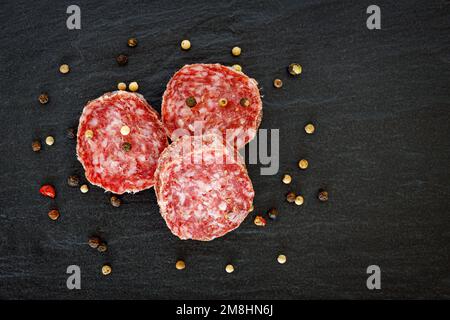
[
  {"left": 77, "top": 91, "right": 168, "bottom": 194},
  {"left": 162, "top": 64, "right": 262, "bottom": 149},
  {"left": 154, "top": 134, "right": 254, "bottom": 241}
]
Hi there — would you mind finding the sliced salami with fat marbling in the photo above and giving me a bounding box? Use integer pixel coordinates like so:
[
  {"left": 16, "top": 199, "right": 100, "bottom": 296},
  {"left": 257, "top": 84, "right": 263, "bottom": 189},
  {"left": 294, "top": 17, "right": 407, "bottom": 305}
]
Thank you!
[
  {"left": 77, "top": 91, "right": 168, "bottom": 194},
  {"left": 162, "top": 64, "right": 263, "bottom": 149},
  {"left": 154, "top": 134, "right": 254, "bottom": 241}
]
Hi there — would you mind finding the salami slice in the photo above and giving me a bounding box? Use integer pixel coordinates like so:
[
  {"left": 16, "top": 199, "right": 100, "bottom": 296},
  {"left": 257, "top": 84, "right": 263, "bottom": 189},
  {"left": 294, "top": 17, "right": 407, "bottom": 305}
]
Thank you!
[
  {"left": 162, "top": 64, "right": 262, "bottom": 149},
  {"left": 154, "top": 134, "right": 254, "bottom": 241},
  {"left": 77, "top": 91, "right": 168, "bottom": 194}
]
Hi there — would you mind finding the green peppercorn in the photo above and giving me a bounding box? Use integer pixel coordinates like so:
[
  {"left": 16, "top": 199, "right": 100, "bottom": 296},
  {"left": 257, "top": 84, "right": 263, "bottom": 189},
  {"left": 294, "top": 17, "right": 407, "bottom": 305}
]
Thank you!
[
  {"left": 116, "top": 54, "right": 128, "bottom": 66},
  {"left": 122, "top": 142, "right": 132, "bottom": 152},
  {"left": 288, "top": 63, "right": 302, "bottom": 76},
  {"left": 185, "top": 96, "right": 196, "bottom": 108}
]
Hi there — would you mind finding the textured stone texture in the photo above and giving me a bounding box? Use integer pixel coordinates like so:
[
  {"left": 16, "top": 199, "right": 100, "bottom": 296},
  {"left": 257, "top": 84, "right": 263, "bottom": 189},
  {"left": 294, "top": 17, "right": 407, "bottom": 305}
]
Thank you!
[{"left": 0, "top": 0, "right": 449, "bottom": 299}]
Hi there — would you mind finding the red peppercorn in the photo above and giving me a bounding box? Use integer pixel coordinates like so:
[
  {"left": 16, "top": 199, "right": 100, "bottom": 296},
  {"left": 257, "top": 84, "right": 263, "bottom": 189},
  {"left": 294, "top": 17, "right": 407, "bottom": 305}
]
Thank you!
[
  {"left": 254, "top": 215, "right": 267, "bottom": 227},
  {"left": 39, "top": 184, "right": 56, "bottom": 199}
]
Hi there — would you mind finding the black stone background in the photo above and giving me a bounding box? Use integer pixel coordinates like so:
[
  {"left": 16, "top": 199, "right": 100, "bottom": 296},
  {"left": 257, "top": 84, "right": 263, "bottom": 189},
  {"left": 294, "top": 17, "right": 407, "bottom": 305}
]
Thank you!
[{"left": 0, "top": 0, "right": 449, "bottom": 299}]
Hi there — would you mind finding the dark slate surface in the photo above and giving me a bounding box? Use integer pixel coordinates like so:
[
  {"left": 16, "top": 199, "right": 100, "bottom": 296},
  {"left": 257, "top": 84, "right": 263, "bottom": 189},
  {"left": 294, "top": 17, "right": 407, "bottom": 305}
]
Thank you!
[{"left": 0, "top": 0, "right": 449, "bottom": 299}]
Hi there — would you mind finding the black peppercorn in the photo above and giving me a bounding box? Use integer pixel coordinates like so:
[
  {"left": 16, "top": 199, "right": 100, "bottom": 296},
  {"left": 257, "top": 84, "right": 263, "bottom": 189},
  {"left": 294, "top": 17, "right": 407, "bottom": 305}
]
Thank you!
[
  {"left": 32, "top": 140, "right": 41, "bottom": 152},
  {"left": 97, "top": 242, "right": 108, "bottom": 253},
  {"left": 66, "top": 127, "right": 76, "bottom": 139},
  {"left": 67, "top": 175, "right": 80, "bottom": 187},
  {"left": 88, "top": 236, "right": 101, "bottom": 249},
  {"left": 268, "top": 208, "right": 278, "bottom": 220},
  {"left": 185, "top": 96, "right": 196, "bottom": 108},
  {"left": 122, "top": 142, "right": 132, "bottom": 152},
  {"left": 286, "top": 191, "right": 296, "bottom": 203},
  {"left": 116, "top": 54, "right": 128, "bottom": 66},
  {"left": 39, "top": 93, "right": 49, "bottom": 104},
  {"left": 240, "top": 98, "right": 250, "bottom": 107},
  {"left": 48, "top": 209, "right": 60, "bottom": 220},
  {"left": 318, "top": 189, "right": 329, "bottom": 202},
  {"left": 110, "top": 195, "right": 121, "bottom": 207}
]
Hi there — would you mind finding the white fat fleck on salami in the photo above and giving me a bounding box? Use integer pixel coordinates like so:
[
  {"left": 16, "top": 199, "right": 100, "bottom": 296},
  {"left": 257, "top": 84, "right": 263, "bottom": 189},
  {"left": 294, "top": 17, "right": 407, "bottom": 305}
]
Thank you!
[
  {"left": 154, "top": 134, "right": 254, "bottom": 241},
  {"left": 77, "top": 91, "right": 168, "bottom": 194},
  {"left": 162, "top": 64, "right": 263, "bottom": 150}
]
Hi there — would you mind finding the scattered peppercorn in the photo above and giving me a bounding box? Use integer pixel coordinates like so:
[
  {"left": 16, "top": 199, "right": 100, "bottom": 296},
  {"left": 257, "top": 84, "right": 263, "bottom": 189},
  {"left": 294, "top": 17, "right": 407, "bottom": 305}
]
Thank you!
[
  {"left": 110, "top": 195, "right": 121, "bottom": 207},
  {"left": 66, "top": 127, "right": 76, "bottom": 139},
  {"left": 85, "top": 130, "right": 94, "bottom": 139},
  {"left": 45, "top": 136, "right": 54, "bottom": 146},
  {"left": 101, "top": 264, "right": 112, "bottom": 275},
  {"left": 298, "top": 159, "right": 309, "bottom": 170},
  {"left": 277, "top": 254, "right": 287, "bottom": 264},
  {"left": 318, "top": 189, "right": 329, "bottom": 202},
  {"left": 295, "top": 195, "right": 304, "bottom": 206},
  {"left": 232, "top": 64, "right": 242, "bottom": 72},
  {"left": 128, "top": 81, "right": 139, "bottom": 92},
  {"left": 120, "top": 125, "right": 130, "bottom": 136},
  {"left": 48, "top": 209, "right": 60, "bottom": 220},
  {"left": 80, "top": 184, "right": 89, "bottom": 193},
  {"left": 88, "top": 236, "right": 101, "bottom": 249},
  {"left": 185, "top": 96, "right": 196, "bottom": 108},
  {"left": 304, "top": 123, "right": 315, "bottom": 134},
  {"left": 59, "top": 64, "right": 70, "bottom": 74},
  {"left": 240, "top": 98, "right": 250, "bottom": 107},
  {"left": 176, "top": 260, "right": 186, "bottom": 270},
  {"left": 286, "top": 191, "right": 296, "bottom": 203},
  {"left": 282, "top": 174, "right": 292, "bottom": 184},
  {"left": 40, "top": 184, "right": 56, "bottom": 199},
  {"left": 273, "top": 78, "right": 283, "bottom": 88},
  {"left": 67, "top": 175, "right": 80, "bottom": 187},
  {"left": 218, "top": 98, "right": 228, "bottom": 107},
  {"left": 127, "top": 37, "right": 138, "bottom": 47},
  {"left": 38, "top": 93, "right": 49, "bottom": 104},
  {"left": 268, "top": 208, "right": 278, "bottom": 220},
  {"left": 122, "top": 142, "right": 132, "bottom": 152},
  {"left": 116, "top": 54, "right": 128, "bottom": 66},
  {"left": 231, "top": 46, "right": 241, "bottom": 56},
  {"left": 254, "top": 215, "right": 266, "bottom": 227},
  {"left": 225, "top": 264, "right": 234, "bottom": 273},
  {"left": 32, "top": 140, "right": 41, "bottom": 152},
  {"left": 117, "top": 82, "right": 127, "bottom": 91},
  {"left": 181, "top": 40, "right": 191, "bottom": 50},
  {"left": 97, "top": 243, "right": 108, "bottom": 253},
  {"left": 288, "top": 63, "right": 302, "bottom": 76}
]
